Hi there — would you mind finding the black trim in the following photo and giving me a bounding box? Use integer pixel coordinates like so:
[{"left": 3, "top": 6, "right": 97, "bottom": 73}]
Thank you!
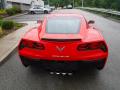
[
  {"left": 41, "top": 38, "right": 81, "bottom": 42},
  {"left": 20, "top": 56, "right": 106, "bottom": 64},
  {"left": 20, "top": 56, "right": 106, "bottom": 71}
]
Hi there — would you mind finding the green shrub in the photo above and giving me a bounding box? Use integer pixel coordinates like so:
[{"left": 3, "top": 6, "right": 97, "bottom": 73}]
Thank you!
[
  {"left": 1, "top": 21, "right": 14, "bottom": 30},
  {"left": 6, "top": 8, "right": 15, "bottom": 16},
  {"left": 0, "top": 16, "right": 3, "bottom": 20},
  {"left": 12, "top": 6, "right": 22, "bottom": 13},
  {"left": 0, "top": 27, "right": 3, "bottom": 35},
  {"left": 6, "top": 6, "right": 21, "bottom": 16},
  {"left": 0, "top": 9, "right": 7, "bottom": 15},
  {"left": 0, "top": 10, "right": 7, "bottom": 19},
  {"left": 0, "top": 20, "right": 3, "bottom": 26},
  {"left": 14, "top": 23, "right": 23, "bottom": 29}
]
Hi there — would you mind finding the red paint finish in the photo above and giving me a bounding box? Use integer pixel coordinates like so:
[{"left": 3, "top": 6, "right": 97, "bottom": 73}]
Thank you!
[{"left": 18, "top": 14, "right": 108, "bottom": 68}]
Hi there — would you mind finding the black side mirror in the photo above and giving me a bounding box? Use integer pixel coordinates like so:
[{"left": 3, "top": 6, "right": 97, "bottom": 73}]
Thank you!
[{"left": 88, "top": 20, "right": 95, "bottom": 24}]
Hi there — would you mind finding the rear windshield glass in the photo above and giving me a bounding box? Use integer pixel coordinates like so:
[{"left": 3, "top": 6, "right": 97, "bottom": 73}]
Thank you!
[{"left": 46, "top": 17, "right": 81, "bottom": 34}]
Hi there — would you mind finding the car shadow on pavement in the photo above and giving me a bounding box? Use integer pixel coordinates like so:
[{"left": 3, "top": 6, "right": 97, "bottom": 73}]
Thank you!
[
  {"left": 28, "top": 64, "right": 99, "bottom": 79},
  {"left": 26, "top": 64, "right": 99, "bottom": 90}
]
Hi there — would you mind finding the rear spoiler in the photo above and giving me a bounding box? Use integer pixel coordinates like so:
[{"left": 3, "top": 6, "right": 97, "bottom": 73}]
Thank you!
[{"left": 41, "top": 38, "right": 81, "bottom": 42}]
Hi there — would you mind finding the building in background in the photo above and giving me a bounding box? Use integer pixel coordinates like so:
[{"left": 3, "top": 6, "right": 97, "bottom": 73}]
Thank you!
[
  {"left": 4, "top": 0, "right": 44, "bottom": 11},
  {"left": 31, "top": 0, "right": 44, "bottom": 7},
  {"left": 0, "top": 0, "right": 5, "bottom": 9}
]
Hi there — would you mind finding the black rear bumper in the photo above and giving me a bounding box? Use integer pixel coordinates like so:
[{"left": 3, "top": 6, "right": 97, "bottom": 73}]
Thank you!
[{"left": 20, "top": 56, "right": 105, "bottom": 72}]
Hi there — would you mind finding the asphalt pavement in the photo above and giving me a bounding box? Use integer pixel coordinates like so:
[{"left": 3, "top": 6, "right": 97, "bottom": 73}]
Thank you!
[
  {"left": 0, "top": 9, "right": 120, "bottom": 90},
  {"left": 7, "top": 13, "right": 46, "bottom": 22}
]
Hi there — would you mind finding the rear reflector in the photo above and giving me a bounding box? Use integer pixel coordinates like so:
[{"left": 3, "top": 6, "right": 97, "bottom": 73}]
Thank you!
[
  {"left": 77, "top": 41, "right": 107, "bottom": 52},
  {"left": 19, "top": 39, "right": 45, "bottom": 50}
]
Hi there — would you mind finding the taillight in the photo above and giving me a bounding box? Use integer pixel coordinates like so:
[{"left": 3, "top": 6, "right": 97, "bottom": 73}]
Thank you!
[
  {"left": 89, "top": 42, "right": 100, "bottom": 49},
  {"left": 99, "top": 42, "right": 108, "bottom": 52},
  {"left": 19, "top": 39, "right": 45, "bottom": 50},
  {"left": 77, "top": 41, "right": 107, "bottom": 52},
  {"left": 32, "top": 42, "right": 45, "bottom": 50},
  {"left": 77, "top": 43, "right": 89, "bottom": 51}
]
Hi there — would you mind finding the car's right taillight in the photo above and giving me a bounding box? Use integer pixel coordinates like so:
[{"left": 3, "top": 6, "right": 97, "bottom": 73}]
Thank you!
[
  {"left": 19, "top": 39, "right": 45, "bottom": 50},
  {"left": 77, "top": 41, "right": 107, "bottom": 52},
  {"left": 99, "top": 41, "right": 108, "bottom": 52}
]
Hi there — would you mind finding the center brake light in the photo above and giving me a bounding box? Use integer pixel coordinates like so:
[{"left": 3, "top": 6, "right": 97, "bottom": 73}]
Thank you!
[
  {"left": 19, "top": 39, "right": 45, "bottom": 50},
  {"left": 77, "top": 41, "right": 107, "bottom": 52}
]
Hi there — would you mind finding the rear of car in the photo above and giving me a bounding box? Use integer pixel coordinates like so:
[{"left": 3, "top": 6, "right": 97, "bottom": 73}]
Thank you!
[{"left": 18, "top": 14, "right": 108, "bottom": 71}]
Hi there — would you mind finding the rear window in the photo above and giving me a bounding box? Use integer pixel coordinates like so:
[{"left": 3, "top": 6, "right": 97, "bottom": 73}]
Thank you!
[{"left": 46, "top": 17, "right": 81, "bottom": 34}]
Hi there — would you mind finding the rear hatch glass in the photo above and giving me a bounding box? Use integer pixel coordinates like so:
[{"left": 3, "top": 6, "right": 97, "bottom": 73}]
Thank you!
[{"left": 46, "top": 17, "right": 81, "bottom": 34}]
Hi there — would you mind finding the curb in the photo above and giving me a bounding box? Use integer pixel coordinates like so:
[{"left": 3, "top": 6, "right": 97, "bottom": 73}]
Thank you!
[
  {"left": 0, "top": 21, "right": 38, "bottom": 64},
  {"left": 0, "top": 43, "right": 18, "bottom": 65},
  {"left": 0, "top": 40, "right": 18, "bottom": 64},
  {"left": 3, "top": 12, "right": 28, "bottom": 20}
]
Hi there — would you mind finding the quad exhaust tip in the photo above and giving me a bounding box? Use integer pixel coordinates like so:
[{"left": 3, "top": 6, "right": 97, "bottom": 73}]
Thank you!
[{"left": 50, "top": 72, "right": 73, "bottom": 76}]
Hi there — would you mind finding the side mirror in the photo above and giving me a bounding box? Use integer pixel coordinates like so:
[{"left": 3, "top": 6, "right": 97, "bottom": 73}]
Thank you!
[
  {"left": 88, "top": 20, "right": 95, "bottom": 24},
  {"left": 37, "top": 20, "right": 43, "bottom": 24}
]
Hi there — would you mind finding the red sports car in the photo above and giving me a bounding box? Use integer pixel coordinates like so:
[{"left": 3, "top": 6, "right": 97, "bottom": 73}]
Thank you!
[{"left": 18, "top": 14, "right": 108, "bottom": 71}]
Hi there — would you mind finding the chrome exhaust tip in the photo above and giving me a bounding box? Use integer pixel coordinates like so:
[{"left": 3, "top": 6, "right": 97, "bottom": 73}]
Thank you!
[
  {"left": 62, "top": 73, "right": 67, "bottom": 76},
  {"left": 50, "top": 72, "right": 73, "bottom": 76},
  {"left": 68, "top": 73, "right": 73, "bottom": 76},
  {"left": 50, "top": 72, "right": 54, "bottom": 75}
]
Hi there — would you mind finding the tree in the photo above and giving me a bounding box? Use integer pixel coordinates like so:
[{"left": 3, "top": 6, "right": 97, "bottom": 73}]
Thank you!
[{"left": 45, "top": 0, "right": 120, "bottom": 11}]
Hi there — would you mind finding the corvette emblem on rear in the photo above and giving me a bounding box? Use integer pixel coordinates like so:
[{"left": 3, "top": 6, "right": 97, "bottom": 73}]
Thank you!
[{"left": 56, "top": 46, "right": 65, "bottom": 52}]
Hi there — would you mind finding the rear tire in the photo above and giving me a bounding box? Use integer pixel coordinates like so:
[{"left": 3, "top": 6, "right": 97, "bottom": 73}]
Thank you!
[
  {"left": 30, "top": 11, "right": 35, "bottom": 14},
  {"left": 96, "top": 59, "right": 106, "bottom": 70},
  {"left": 20, "top": 56, "right": 31, "bottom": 67},
  {"left": 44, "top": 10, "right": 48, "bottom": 14}
]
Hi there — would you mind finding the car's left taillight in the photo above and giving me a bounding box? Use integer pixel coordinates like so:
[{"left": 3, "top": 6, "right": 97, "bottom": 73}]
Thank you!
[{"left": 19, "top": 39, "right": 45, "bottom": 50}]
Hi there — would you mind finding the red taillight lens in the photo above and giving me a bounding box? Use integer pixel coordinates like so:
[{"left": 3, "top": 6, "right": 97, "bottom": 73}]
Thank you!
[
  {"left": 19, "top": 40, "right": 27, "bottom": 50},
  {"left": 89, "top": 42, "right": 100, "bottom": 50},
  {"left": 99, "top": 42, "right": 108, "bottom": 52},
  {"left": 19, "top": 39, "right": 45, "bottom": 50},
  {"left": 77, "top": 43, "right": 89, "bottom": 51},
  {"left": 77, "top": 41, "right": 107, "bottom": 52},
  {"left": 32, "top": 42, "right": 45, "bottom": 50}
]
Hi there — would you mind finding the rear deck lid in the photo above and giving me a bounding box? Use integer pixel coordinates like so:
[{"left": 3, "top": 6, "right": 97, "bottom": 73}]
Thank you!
[{"left": 41, "top": 34, "right": 82, "bottom": 41}]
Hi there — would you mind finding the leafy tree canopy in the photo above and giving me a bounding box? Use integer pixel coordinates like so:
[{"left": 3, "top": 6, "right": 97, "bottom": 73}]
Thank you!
[{"left": 43, "top": 0, "right": 120, "bottom": 11}]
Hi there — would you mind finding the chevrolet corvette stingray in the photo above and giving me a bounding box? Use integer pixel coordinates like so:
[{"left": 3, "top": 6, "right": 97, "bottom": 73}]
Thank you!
[{"left": 18, "top": 14, "right": 108, "bottom": 71}]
